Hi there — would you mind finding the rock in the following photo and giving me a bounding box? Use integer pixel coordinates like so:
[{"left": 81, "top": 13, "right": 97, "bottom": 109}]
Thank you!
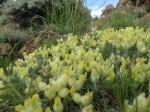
[
  {"left": 101, "top": 4, "right": 115, "bottom": 16},
  {"left": 0, "top": 43, "right": 12, "bottom": 56},
  {"left": 18, "top": 30, "right": 62, "bottom": 56},
  {"left": 116, "top": 0, "right": 133, "bottom": 10},
  {"left": 116, "top": 0, "right": 150, "bottom": 19},
  {"left": 117, "top": 0, "right": 150, "bottom": 12},
  {"left": 142, "top": 13, "right": 150, "bottom": 18}
]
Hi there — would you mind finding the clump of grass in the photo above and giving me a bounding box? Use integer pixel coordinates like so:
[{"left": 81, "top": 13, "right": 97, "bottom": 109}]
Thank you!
[
  {"left": 135, "top": 17, "right": 150, "bottom": 30},
  {"left": 0, "top": 24, "right": 34, "bottom": 43},
  {"left": 34, "top": 0, "right": 91, "bottom": 34},
  {"left": 97, "top": 10, "right": 136, "bottom": 29}
]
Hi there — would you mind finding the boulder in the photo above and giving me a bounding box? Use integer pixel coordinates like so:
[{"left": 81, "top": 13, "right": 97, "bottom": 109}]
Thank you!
[
  {"left": 19, "top": 30, "right": 62, "bottom": 56},
  {"left": 117, "top": 0, "right": 150, "bottom": 12},
  {"left": 0, "top": 43, "right": 12, "bottom": 56},
  {"left": 142, "top": 13, "right": 150, "bottom": 18},
  {"left": 101, "top": 4, "right": 115, "bottom": 16},
  {"left": 116, "top": 0, "right": 133, "bottom": 10}
]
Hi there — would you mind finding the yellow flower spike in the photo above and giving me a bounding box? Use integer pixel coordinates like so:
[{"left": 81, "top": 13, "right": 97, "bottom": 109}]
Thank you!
[
  {"left": 85, "top": 66, "right": 91, "bottom": 73},
  {"left": 36, "top": 76, "right": 42, "bottom": 85},
  {"left": 96, "top": 54, "right": 102, "bottom": 62},
  {"left": 68, "top": 72, "right": 76, "bottom": 87},
  {"left": 30, "top": 94, "right": 40, "bottom": 105},
  {"left": 15, "top": 104, "right": 24, "bottom": 112},
  {"left": 99, "top": 65, "right": 105, "bottom": 74},
  {"left": 81, "top": 91, "right": 93, "bottom": 106},
  {"left": 124, "top": 100, "right": 132, "bottom": 112},
  {"left": 57, "top": 74, "right": 68, "bottom": 87},
  {"left": 50, "top": 79, "right": 61, "bottom": 92},
  {"left": 90, "top": 61, "right": 98, "bottom": 70},
  {"left": 74, "top": 73, "right": 87, "bottom": 90},
  {"left": 0, "top": 68, "right": 6, "bottom": 80},
  {"left": 133, "top": 93, "right": 147, "bottom": 109},
  {"left": 72, "top": 92, "right": 82, "bottom": 104},
  {"left": 20, "top": 68, "right": 28, "bottom": 79},
  {"left": 124, "top": 92, "right": 150, "bottom": 112},
  {"left": 58, "top": 87, "right": 69, "bottom": 98},
  {"left": 69, "top": 87, "right": 76, "bottom": 95},
  {"left": 29, "top": 60, "right": 34, "bottom": 67},
  {"left": 16, "top": 94, "right": 42, "bottom": 112},
  {"left": 45, "top": 107, "right": 52, "bottom": 112},
  {"left": 42, "top": 50, "right": 48, "bottom": 58},
  {"left": 91, "top": 69, "right": 99, "bottom": 83},
  {"left": 137, "top": 41, "right": 148, "bottom": 53},
  {"left": 69, "top": 87, "right": 82, "bottom": 104},
  {"left": 82, "top": 104, "right": 94, "bottom": 112},
  {"left": 51, "top": 66, "right": 57, "bottom": 75},
  {"left": 43, "top": 45, "right": 47, "bottom": 50},
  {"left": 107, "top": 71, "right": 115, "bottom": 81},
  {"left": 53, "top": 96, "right": 64, "bottom": 112},
  {"left": 45, "top": 86, "right": 56, "bottom": 100},
  {"left": 78, "top": 61, "right": 87, "bottom": 72},
  {"left": 38, "top": 82, "right": 47, "bottom": 91}
]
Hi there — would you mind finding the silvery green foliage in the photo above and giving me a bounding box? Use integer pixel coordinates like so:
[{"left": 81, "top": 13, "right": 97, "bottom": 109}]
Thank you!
[
  {"left": 1, "top": 0, "right": 49, "bottom": 13},
  {"left": 1, "top": 0, "right": 91, "bottom": 33},
  {"left": 0, "top": 15, "right": 7, "bottom": 25}
]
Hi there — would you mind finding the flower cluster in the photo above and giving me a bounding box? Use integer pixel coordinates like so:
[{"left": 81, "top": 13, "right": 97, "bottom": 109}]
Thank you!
[
  {"left": 0, "top": 27, "right": 150, "bottom": 111},
  {"left": 95, "top": 27, "right": 150, "bottom": 51},
  {"left": 124, "top": 93, "right": 150, "bottom": 112},
  {"left": 15, "top": 94, "right": 43, "bottom": 112}
]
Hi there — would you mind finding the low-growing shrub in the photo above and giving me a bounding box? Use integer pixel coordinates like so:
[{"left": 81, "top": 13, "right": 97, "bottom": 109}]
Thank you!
[
  {"left": 0, "top": 24, "right": 33, "bottom": 43},
  {"left": 0, "top": 27, "right": 150, "bottom": 111}
]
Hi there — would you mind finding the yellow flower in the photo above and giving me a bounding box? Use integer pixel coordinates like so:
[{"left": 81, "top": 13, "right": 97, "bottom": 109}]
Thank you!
[
  {"left": 133, "top": 93, "right": 148, "bottom": 110},
  {"left": 50, "top": 79, "right": 61, "bottom": 92},
  {"left": 137, "top": 41, "right": 148, "bottom": 53},
  {"left": 72, "top": 92, "right": 82, "bottom": 104},
  {"left": 68, "top": 77, "right": 76, "bottom": 86},
  {"left": 53, "top": 96, "right": 64, "bottom": 112},
  {"left": 90, "top": 61, "right": 98, "bottom": 70},
  {"left": 15, "top": 104, "right": 24, "bottom": 112},
  {"left": 0, "top": 68, "right": 6, "bottom": 80},
  {"left": 70, "top": 87, "right": 82, "bottom": 104},
  {"left": 57, "top": 74, "right": 68, "bottom": 87},
  {"left": 44, "top": 86, "right": 56, "bottom": 100},
  {"left": 82, "top": 104, "right": 94, "bottom": 112},
  {"left": 81, "top": 91, "right": 93, "bottom": 106},
  {"left": 45, "top": 107, "right": 52, "bottom": 112},
  {"left": 15, "top": 94, "right": 42, "bottom": 112},
  {"left": 58, "top": 87, "right": 69, "bottom": 98},
  {"left": 36, "top": 76, "right": 42, "bottom": 84},
  {"left": 38, "top": 82, "right": 47, "bottom": 91},
  {"left": 124, "top": 93, "right": 150, "bottom": 112},
  {"left": 107, "top": 71, "right": 115, "bottom": 81},
  {"left": 99, "top": 65, "right": 105, "bottom": 74},
  {"left": 91, "top": 69, "right": 99, "bottom": 83},
  {"left": 74, "top": 73, "right": 87, "bottom": 90},
  {"left": 20, "top": 67, "right": 28, "bottom": 79}
]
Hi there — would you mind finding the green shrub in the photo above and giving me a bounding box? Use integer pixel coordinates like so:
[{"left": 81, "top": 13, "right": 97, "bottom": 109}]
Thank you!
[
  {"left": 97, "top": 10, "right": 136, "bottom": 29},
  {"left": 135, "top": 17, "right": 150, "bottom": 30},
  {"left": 0, "top": 24, "right": 33, "bottom": 43},
  {"left": 0, "top": 0, "right": 91, "bottom": 34}
]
